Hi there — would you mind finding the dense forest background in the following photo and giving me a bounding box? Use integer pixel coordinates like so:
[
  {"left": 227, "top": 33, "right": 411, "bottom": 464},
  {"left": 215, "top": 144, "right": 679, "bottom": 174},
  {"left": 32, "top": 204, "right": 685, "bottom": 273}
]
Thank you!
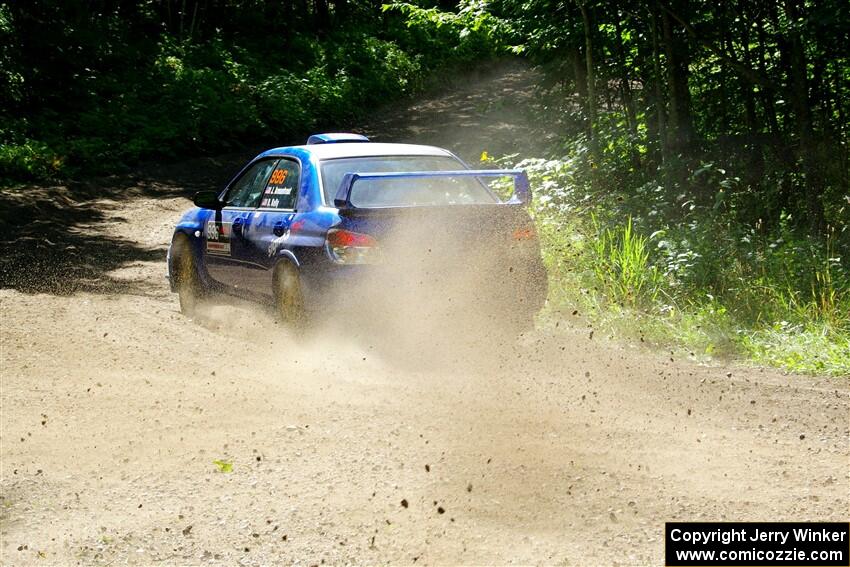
[
  {"left": 1, "top": 0, "right": 848, "bottom": 373},
  {"left": 0, "top": 0, "right": 505, "bottom": 179}
]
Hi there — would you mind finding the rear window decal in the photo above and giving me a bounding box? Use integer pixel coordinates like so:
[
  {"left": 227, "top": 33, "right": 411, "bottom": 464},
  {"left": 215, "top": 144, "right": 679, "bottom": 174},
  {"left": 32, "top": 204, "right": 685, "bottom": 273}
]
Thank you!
[{"left": 269, "top": 169, "right": 288, "bottom": 185}]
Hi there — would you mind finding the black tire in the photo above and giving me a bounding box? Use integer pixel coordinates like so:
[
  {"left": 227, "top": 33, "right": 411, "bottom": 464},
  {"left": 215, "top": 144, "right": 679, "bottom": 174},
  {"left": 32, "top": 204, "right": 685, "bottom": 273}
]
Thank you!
[
  {"left": 274, "top": 262, "right": 306, "bottom": 329},
  {"left": 173, "top": 236, "right": 204, "bottom": 317}
]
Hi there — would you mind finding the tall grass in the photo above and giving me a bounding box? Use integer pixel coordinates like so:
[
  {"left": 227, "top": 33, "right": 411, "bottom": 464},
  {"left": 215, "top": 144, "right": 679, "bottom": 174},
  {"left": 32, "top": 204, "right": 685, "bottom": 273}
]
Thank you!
[
  {"left": 590, "top": 215, "right": 662, "bottom": 308},
  {"left": 514, "top": 155, "right": 850, "bottom": 376}
]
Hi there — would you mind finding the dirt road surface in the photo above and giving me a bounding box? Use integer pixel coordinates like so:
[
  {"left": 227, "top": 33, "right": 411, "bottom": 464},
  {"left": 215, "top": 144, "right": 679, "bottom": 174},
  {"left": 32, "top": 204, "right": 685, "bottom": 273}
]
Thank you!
[{"left": 1, "top": 62, "right": 848, "bottom": 566}]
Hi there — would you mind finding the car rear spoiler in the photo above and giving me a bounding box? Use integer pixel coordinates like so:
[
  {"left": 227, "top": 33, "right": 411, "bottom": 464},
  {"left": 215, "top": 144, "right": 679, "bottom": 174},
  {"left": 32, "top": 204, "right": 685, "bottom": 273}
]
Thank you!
[{"left": 333, "top": 170, "right": 531, "bottom": 209}]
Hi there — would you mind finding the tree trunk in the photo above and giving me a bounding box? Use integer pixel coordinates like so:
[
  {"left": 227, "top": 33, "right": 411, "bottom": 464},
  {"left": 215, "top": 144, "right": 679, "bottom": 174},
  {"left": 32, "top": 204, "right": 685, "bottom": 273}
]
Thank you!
[
  {"left": 649, "top": 4, "right": 668, "bottom": 166},
  {"left": 717, "top": 5, "right": 731, "bottom": 133},
  {"left": 314, "top": 0, "right": 330, "bottom": 33},
  {"left": 784, "top": 0, "right": 824, "bottom": 234},
  {"left": 739, "top": 10, "right": 759, "bottom": 135},
  {"left": 579, "top": 2, "right": 600, "bottom": 170},
  {"left": 614, "top": 14, "right": 641, "bottom": 169},
  {"left": 188, "top": 0, "right": 200, "bottom": 41},
  {"left": 179, "top": 0, "right": 186, "bottom": 39},
  {"left": 736, "top": 2, "right": 765, "bottom": 213},
  {"left": 331, "top": 0, "right": 347, "bottom": 22},
  {"left": 754, "top": 22, "right": 779, "bottom": 136},
  {"left": 569, "top": 47, "right": 588, "bottom": 112},
  {"left": 661, "top": 0, "right": 694, "bottom": 155}
]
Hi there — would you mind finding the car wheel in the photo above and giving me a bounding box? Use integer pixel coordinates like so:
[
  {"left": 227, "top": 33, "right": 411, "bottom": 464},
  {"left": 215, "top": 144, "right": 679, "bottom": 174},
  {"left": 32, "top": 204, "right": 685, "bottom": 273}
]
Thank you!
[
  {"left": 274, "top": 262, "right": 306, "bottom": 329},
  {"left": 173, "top": 236, "right": 204, "bottom": 317}
]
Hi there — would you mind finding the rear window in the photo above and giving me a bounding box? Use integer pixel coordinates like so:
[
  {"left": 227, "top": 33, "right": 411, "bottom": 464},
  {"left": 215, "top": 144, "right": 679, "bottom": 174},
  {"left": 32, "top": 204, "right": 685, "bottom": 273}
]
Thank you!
[{"left": 320, "top": 155, "right": 498, "bottom": 207}]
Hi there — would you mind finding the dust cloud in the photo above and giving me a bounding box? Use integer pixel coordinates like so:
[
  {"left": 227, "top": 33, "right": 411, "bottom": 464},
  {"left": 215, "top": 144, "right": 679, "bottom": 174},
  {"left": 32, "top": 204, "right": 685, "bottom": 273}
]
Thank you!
[{"left": 313, "top": 206, "right": 544, "bottom": 361}]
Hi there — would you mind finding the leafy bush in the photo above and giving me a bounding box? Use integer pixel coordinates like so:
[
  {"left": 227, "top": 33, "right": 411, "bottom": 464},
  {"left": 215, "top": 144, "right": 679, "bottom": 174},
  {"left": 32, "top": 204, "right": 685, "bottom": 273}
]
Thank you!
[
  {"left": 0, "top": 138, "right": 61, "bottom": 181},
  {"left": 508, "top": 148, "right": 849, "bottom": 376},
  {"left": 383, "top": 0, "right": 516, "bottom": 64}
]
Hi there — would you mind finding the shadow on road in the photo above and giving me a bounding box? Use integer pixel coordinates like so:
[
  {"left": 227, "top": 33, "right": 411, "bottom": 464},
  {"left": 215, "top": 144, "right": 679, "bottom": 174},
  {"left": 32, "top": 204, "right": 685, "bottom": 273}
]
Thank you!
[{"left": 0, "top": 155, "right": 245, "bottom": 295}]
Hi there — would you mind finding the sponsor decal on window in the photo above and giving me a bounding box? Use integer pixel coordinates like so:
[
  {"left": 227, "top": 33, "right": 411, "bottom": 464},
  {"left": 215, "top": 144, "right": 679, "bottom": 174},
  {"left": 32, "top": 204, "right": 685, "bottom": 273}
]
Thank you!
[{"left": 262, "top": 166, "right": 296, "bottom": 209}]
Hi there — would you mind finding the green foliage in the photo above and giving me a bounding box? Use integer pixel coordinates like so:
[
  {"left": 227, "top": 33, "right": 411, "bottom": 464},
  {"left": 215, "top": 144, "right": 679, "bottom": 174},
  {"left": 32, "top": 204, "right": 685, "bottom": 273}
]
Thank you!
[
  {"left": 0, "top": 0, "right": 506, "bottom": 182},
  {"left": 383, "top": 0, "right": 516, "bottom": 62},
  {"left": 212, "top": 459, "right": 233, "bottom": 473},
  {"left": 491, "top": 0, "right": 849, "bottom": 238},
  {"left": 740, "top": 323, "right": 850, "bottom": 377},
  {"left": 517, "top": 151, "right": 850, "bottom": 376},
  {"left": 0, "top": 136, "right": 61, "bottom": 181},
  {"left": 590, "top": 216, "right": 663, "bottom": 308},
  {"left": 0, "top": 5, "right": 22, "bottom": 108}
]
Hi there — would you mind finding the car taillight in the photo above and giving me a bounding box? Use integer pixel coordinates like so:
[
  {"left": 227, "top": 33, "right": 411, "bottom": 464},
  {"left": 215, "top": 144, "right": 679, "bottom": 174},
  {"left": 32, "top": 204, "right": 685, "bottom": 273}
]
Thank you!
[
  {"left": 512, "top": 226, "right": 537, "bottom": 241},
  {"left": 326, "top": 229, "right": 381, "bottom": 264}
]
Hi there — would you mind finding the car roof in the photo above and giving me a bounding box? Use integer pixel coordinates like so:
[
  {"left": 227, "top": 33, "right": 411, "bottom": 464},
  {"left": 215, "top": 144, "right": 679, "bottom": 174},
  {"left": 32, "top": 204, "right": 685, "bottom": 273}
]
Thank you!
[{"left": 261, "top": 142, "right": 455, "bottom": 161}]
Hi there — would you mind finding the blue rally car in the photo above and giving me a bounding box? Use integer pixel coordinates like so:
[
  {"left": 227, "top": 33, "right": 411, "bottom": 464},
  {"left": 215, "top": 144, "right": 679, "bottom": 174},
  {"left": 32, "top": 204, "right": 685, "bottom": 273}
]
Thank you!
[{"left": 167, "top": 133, "right": 547, "bottom": 332}]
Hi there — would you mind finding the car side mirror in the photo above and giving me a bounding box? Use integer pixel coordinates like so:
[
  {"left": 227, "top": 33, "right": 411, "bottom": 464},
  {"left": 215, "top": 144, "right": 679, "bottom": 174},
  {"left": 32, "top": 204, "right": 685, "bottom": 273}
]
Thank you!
[{"left": 193, "top": 190, "right": 223, "bottom": 210}]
